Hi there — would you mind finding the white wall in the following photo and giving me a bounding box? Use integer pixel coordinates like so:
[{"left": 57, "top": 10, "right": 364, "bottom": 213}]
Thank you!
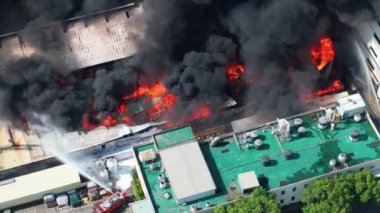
[
  {"left": 177, "top": 189, "right": 215, "bottom": 205},
  {"left": 270, "top": 158, "right": 380, "bottom": 206}
]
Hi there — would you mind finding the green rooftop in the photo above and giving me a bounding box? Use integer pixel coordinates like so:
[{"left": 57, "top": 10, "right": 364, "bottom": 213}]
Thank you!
[
  {"left": 134, "top": 110, "right": 380, "bottom": 213},
  {"left": 154, "top": 126, "right": 195, "bottom": 149}
]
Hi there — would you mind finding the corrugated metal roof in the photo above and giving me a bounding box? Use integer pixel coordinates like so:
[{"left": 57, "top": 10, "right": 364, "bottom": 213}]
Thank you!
[{"left": 0, "top": 6, "right": 144, "bottom": 72}]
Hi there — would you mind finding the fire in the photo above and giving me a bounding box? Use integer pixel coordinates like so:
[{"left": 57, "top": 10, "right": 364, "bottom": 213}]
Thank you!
[
  {"left": 123, "top": 82, "right": 169, "bottom": 101},
  {"left": 314, "top": 80, "right": 344, "bottom": 96},
  {"left": 311, "top": 36, "right": 335, "bottom": 71},
  {"left": 226, "top": 64, "right": 245, "bottom": 82},
  {"left": 166, "top": 105, "right": 211, "bottom": 127},
  {"left": 123, "top": 82, "right": 178, "bottom": 118},
  {"left": 82, "top": 81, "right": 178, "bottom": 131},
  {"left": 226, "top": 64, "right": 246, "bottom": 93},
  {"left": 82, "top": 114, "right": 98, "bottom": 131},
  {"left": 101, "top": 115, "right": 118, "bottom": 127}
]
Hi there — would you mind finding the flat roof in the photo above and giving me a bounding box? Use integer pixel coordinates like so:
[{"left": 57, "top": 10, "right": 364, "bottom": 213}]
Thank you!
[
  {"left": 0, "top": 164, "right": 81, "bottom": 209},
  {"left": 238, "top": 171, "right": 259, "bottom": 191},
  {"left": 135, "top": 107, "right": 380, "bottom": 212},
  {"left": 154, "top": 126, "right": 195, "bottom": 149},
  {"left": 130, "top": 199, "right": 155, "bottom": 213},
  {"left": 160, "top": 142, "right": 216, "bottom": 203}
]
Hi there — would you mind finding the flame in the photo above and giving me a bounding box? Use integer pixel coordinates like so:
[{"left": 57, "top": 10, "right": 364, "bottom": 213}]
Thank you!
[
  {"left": 226, "top": 64, "right": 245, "bottom": 82},
  {"left": 82, "top": 81, "right": 178, "bottom": 130},
  {"left": 166, "top": 105, "right": 211, "bottom": 127},
  {"left": 122, "top": 82, "right": 178, "bottom": 119},
  {"left": 226, "top": 64, "right": 246, "bottom": 93},
  {"left": 82, "top": 114, "right": 98, "bottom": 131},
  {"left": 311, "top": 36, "right": 335, "bottom": 71},
  {"left": 314, "top": 80, "right": 344, "bottom": 96},
  {"left": 101, "top": 115, "right": 118, "bottom": 127}
]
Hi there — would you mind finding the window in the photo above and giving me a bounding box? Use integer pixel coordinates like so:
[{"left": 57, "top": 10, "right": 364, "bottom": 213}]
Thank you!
[
  {"left": 280, "top": 199, "right": 284, "bottom": 204},
  {"left": 292, "top": 187, "right": 297, "bottom": 192},
  {"left": 291, "top": 196, "right": 295, "bottom": 201},
  {"left": 125, "top": 11, "right": 130, "bottom": 18},
  {"left": 370, "top": 46, "right": 378, "bottom": 58},
  {"left": 375, "top": 33, "right": 380, "bottom": 46},
  {"left": 281, "top": 190, "right": 285, "bottom": 195},
  {"left": 304, "top": 183, "right": 309, "bottom": 188},
  {"left": 367, "top": 58, "right": 375, "bottom": 71},
  {"left": 371, "top": 165, "right": 375, "bottom": 169}
]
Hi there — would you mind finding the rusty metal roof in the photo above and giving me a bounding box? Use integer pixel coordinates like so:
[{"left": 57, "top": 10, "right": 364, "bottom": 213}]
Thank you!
[{"left": 0, "top": 5, "right": 144, "bottom": 71}]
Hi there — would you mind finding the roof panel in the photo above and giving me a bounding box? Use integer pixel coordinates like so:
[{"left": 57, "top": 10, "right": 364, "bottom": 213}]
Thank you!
[
  {"left": 159, "top": 142, "right": 216, "bottom": 203},
  {"left": 0, "top": 7, "right": 144, "bottom": 72}
]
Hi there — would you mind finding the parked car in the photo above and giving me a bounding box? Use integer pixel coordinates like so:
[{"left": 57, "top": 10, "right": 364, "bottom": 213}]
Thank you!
[
  {"left": 94, "top": 191, "right": 128, "bottom": 213},
  {"left": 87, "top": 182, "right": 100, "bottom": 201},
  {"left": 43, "top": 194, "right": 58, "bottom": 208},
  {"left": 67, "top": 190, "right": 82, "bottom": 207},
  {"left": 56, "top": 193, "right": 69, "bottom": 208}
]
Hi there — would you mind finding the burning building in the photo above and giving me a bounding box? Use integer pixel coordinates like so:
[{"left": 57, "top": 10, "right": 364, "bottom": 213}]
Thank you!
[
  {"left": 1, "top": 0, "right": 378, "bottom": 134},
  {"left": 1, "top": 0, "right": 380, "bottom": 210}
]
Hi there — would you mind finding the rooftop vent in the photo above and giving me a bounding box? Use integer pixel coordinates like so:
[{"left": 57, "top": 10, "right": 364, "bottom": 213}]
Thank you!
[
  {"left": 283, "top": 150, "right": 293, "bottom": 160},
  {"left": 349, "top": 129, "right": 360, "bottom": 142},
  {"left": 163, "top": 191, "right": 171, "bottom": 199},
  {"left": 297, "top": 126, "right": 306, "bottom": 137},
  {"left": 318, "top": 116, "right": 329, "bottom": 129},
  {"left": 338, "top": 153, "right": 347, "bottom": 163},
  {"left": 262, "top": 155, "right": 270, "bottom": 167},
  {"left": 149, "top": 163, "right": 155, "bottom": 171},
  {"left": 159, "top": 181, "right": 167, "bottom": 189},
  {"left": 329, "top": 159, "right": 337, "bottom": 167},
  {"left": 354, "top": 114, "right": 362, "bottom": 122},
  {"left": 250, "top": 131, "right": 258, "bottom": 139},
  {"left": 191, "top": 205, "right": 198, "bottom": 212},
  {"left": 255, "top": 139, "right": 263, "bottom": 150},
  {"left": 294, "top": 118, "right": 303, "bottom": 127},
  {"left": 205, "top": 201, "right": 211, "bottom": 208}
]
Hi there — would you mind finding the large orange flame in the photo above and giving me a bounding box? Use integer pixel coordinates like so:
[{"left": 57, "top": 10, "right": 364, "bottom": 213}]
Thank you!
[
  {"left": 311, "top": 36, "right": 335, "bottom": 71},
  {"left": 314, "top": 80, "right": 344, "bottom": 96},
  {"left": 166, "top": 105, "right": 211, "bottom": 127}
]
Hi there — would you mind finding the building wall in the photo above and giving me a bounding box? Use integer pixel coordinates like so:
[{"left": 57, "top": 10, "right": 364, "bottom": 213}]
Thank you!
[
  {"left": 354, "top": 22, "right": 380, "bottom": 98},
  {"left": 270, "top": 158, "right": 380, "bottom": 206},
  {"left": 2, "top": 182, "right": 84, "bottom": 210},
  {"left": 177, "top": 189, "right": 216, "bottom": 205},
  {"left": 196, "top": 158, "right": 380, "bottom": 213}
]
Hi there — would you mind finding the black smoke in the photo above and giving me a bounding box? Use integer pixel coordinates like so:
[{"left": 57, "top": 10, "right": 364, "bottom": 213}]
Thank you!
[
  {"left": 1, "top": 0, "right": 380, "bottom": 131},
  {"left": 0, "top": 56, "right": 142, "bottom": 131}
]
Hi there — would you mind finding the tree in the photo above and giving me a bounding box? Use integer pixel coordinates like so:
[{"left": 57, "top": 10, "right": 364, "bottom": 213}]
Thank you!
[
  {"left": 130, "top": 168, "right": 145, "bottom": 200},
  {"left": 302, "top": 169, "right": 380, "bottom": 213},
  {"left": 215, "top": 187, "right": 281, "bottom": 213}
]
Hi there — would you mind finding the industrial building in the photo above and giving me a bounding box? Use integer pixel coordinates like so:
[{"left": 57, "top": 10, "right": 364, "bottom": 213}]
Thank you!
[
  {"left": 133, "top": 93, "right": 380, "bottom": 212},
  {"left": 353, "top": 22, "right": 380, "bottom": 100},
  {"left": 0, "top": 164, "right": 84, "bottom": 209},
  {"left": 0, "top": 3, "right": 143, "bottom": 72}
]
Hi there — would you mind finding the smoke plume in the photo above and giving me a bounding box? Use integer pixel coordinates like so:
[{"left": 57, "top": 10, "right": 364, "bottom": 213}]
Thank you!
[{"left": 1, "top": 0, "right": 380, "bottom": 131}]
